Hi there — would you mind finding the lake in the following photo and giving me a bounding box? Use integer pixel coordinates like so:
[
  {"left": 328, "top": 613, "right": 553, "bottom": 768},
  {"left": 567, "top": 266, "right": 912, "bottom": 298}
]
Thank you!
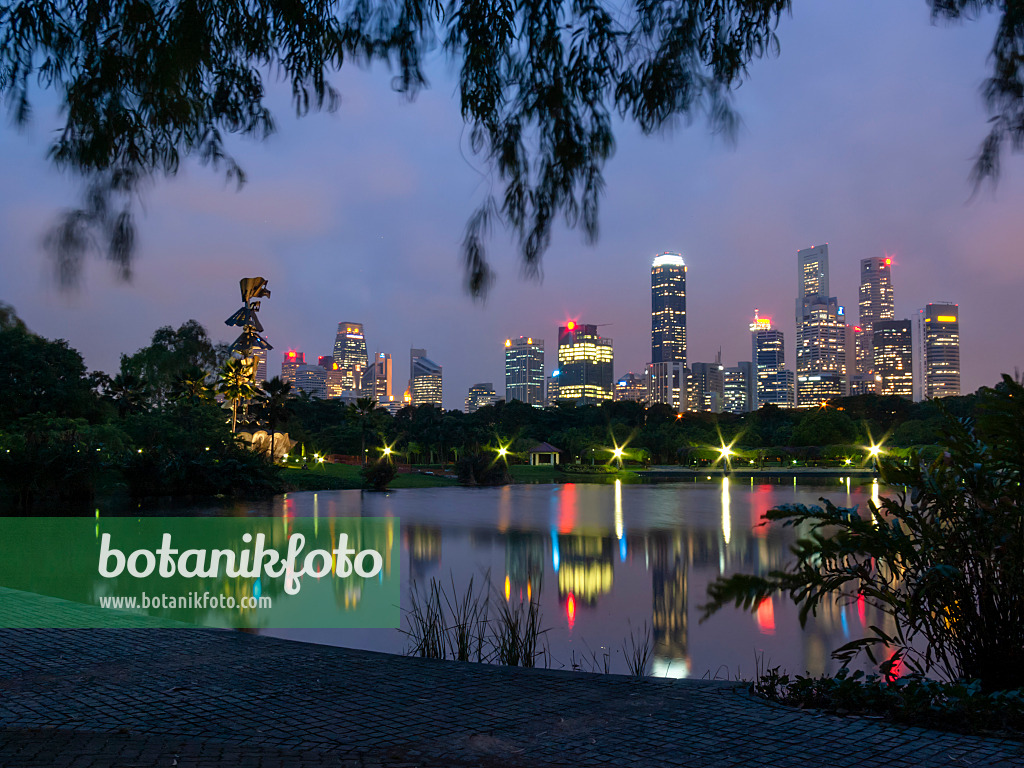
[{"left": 208, "top": 477, "right": 891, "bottom": 678}]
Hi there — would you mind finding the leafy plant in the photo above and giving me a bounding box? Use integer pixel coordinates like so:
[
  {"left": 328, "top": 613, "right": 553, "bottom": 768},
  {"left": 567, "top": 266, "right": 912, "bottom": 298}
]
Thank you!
[
  {"left": 702, "top": 375, "right": 1024, "bottom": 691},
  {"left": 360, "top": 460, "right": 397, "bottom": 491}
]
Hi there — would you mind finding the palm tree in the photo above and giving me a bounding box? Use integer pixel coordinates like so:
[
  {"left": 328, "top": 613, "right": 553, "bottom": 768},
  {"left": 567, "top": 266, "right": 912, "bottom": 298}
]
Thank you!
[
  {"left": 217, "top": 357, "right": 259, "bottom": 433},
  {"left": 260, "top": 377, "right": 293, "bottom": 460},
  {"left": 107, "top": 372, "right": 148, "bottom": 417},
  {"left": 170, "top": 365, "right": 213, "bottom": 406},
  {"left": 347, "top": 396, "right": 378, "bottom": 465}
]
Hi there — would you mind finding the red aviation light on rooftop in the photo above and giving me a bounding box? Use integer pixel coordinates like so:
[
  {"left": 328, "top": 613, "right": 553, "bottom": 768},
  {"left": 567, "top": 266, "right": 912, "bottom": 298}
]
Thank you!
[
  {"left": 287, "top": 351, "right": 297, "bottom": 359},
  {"left": 566, "top": 321, "right": 576, "bottom": 330}
]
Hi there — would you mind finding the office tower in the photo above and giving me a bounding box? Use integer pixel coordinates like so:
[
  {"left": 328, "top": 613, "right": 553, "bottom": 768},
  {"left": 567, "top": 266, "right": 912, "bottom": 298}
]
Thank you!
[
  {"left": 614, "top": 372, "right": 648, "bottom": 403},
  {"left": 293, "top": 364, "right": 327, "bottom": 398},
  {"left": 650, "top": 253, "right": 687, "bottom": 409},
  {"left": 723, "top": 362, "right": 754, "bottom": 413},
  {"left": 465, "top": 383, "right": 498, "bottom": 413},
  {"left": 505, "top": 336, "right": 545, "bottom": 405},
  {"left": 795, "top": 244, "right": 847, "bottom": 406},
  {"left": 253, "top": 349, "right": 268, "bottom": 384},
  {"left": 690, "top": 357, "right": 725, "bottom": 413},
  {"left": 363, "top": 352, "right": 393, "bottom": 404},
  {"left": 410, "top": 350, "right": 443, "bottom": 407},
  {"left": 556, "top": 322, "right": 614, "bottom": 404},
  {"left": 796, "top": 244, "right": 830, "bottom": 321},
  {"left": 646, "top": 361, "right": 688, "bottom": 411},
  {"left": 856, "top": 256, "right": 895, "bottom": 375},
  {"left": 546, "top": 370, "right": 560, "bottom": 406},
  {"left": 750, "top": 311, "right": 793, "bottom": 407},
  {"left": 317, "top": 355, "right": 333, "bottom": 369},
  {"left": 333, "top": 322, "right": 368, "bottom": 392},
  {"left": 281, "top": 350, "right": 305, "bottom": 384},
  {"left": 923, "top": 304, "right": 961, "bottom": 399},
  {"left": 873, "top": 320, "right": 913, "bottom": 399}
]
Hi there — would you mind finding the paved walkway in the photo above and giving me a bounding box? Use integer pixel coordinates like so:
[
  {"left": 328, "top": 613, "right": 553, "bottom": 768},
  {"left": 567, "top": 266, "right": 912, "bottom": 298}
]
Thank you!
[{"left": 0, "top": 628, "right": 1021, "bottom": 767}]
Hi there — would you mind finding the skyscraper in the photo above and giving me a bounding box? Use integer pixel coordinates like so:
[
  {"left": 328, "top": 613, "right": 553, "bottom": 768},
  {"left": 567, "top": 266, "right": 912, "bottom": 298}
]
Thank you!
[
  {"left": 505, "top": 336, "right": 545, "bottom": 406},
  {"left": 410, "top": 350, "right": 443, "bottom": 407},
  {"left": 923, "top": 304, "right": 961, "bottom": 399},
  {"left": 281, "top": 350, "right": 305, "bottom": 384},
  {"left": 465, "top": 383, "right": 498, "bottom": 413},
  {"left": 723, "top": 362, "right": 754, "bottom": 413},
  {"left": 650, "top": 253, "right": 687, "bottom": 410},
  {"left": 253, "top": 349, "right": 267, "bottom": 384},
  {"left": 333, "top": 322, "right": 368, "bottom": 392},
  {"left": 750, "top": 311, "right": 793, "bottom": 407},
  {"left": 613, "top": 372, "right": 648, "bottom": 403},
  {"left": 363, "top": 352, "right": 394, "bottom": 404},
  {"left": 651, "top": 253, "right": 687, "bottom": 365},
  {"left": 690, "top": 358, "right": 724, "bottom": 413},
  {"left": 872, "top": 319, "right": 913, "bottom": 399},
  {"left": 796, "top": 244, "right": 830, "bottom": 322},
  {"left": 795, "top": 244, "right": 847, "bottom": 406},
  {"left": 856, "top": 256, "right": 895, "bottom": 376},
  {"left": 557, "top": 322, "right": 613, "bottom": 404}
]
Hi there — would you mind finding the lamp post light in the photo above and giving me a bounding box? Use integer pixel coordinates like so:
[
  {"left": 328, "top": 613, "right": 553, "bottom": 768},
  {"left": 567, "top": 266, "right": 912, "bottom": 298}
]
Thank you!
[
  {"left": 868, "top": 443, "right": 882, "bottom": 473},
  {"left": 613, "top": 447, "right": 624, "bottom": 470},
  {"left": 719, "top": 445, "right": 734, "bottom": 474}
]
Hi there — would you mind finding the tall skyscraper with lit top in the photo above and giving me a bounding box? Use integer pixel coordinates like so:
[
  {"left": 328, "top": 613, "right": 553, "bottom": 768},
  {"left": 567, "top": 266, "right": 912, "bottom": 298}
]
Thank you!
[
  {"left": 923, "top": 304, "right": 961, "bottom": 399},
  {"left": 795, "top": 244, "right": 847, "bottom": 406},
  {"left": 750, "top": 311, "right": 794, "bottom": 408},
  {"left": 333, "top": 322, "right": 368, "bottom": 391},
  {"left": 505, "top": 336, "right": 545, "bottom": 405},
  {"left": 650, "top": 252, "right": 688, "bottom": 410},
  {"left": 856, "top": 256, "right": 895, "bottom": 376},
  {"left": 557, "top": 322, "right": 613, "bottom": 404}
]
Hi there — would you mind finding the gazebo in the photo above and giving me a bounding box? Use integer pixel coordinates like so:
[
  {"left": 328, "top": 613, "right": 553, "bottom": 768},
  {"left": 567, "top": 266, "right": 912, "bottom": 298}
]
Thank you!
[{"left": 528, "top": 442, "right": 563, "bottom": 466}]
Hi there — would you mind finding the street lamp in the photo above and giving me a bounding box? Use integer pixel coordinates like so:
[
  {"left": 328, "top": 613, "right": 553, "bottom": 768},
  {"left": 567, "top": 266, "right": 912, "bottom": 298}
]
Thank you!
[
  {"left": 612, "top": 447, "right": 624, "bottom": 469},
  {"left": 719, "top": 445, "right": 734, "bottom": 473}
]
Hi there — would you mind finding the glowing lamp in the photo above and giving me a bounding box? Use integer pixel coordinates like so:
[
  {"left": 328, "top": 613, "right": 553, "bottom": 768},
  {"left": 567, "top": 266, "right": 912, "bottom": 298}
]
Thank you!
[{"left": 566, "top": 321, "right": 576, "bottom": 330}]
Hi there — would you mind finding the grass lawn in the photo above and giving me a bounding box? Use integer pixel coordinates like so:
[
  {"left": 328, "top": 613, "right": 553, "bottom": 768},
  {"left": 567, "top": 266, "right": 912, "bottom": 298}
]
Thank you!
[
  {"left": 509, "top": 464, "right": 641, "bottom": 484},
  {"left": 279, "top": 462, "right": 456, "bottom": 491}
]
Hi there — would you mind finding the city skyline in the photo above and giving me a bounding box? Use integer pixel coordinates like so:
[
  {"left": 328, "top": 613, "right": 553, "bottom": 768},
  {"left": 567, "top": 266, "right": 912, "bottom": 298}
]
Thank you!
[{"left": 2, "top": 4, "right": 1021, "bottom": 408}]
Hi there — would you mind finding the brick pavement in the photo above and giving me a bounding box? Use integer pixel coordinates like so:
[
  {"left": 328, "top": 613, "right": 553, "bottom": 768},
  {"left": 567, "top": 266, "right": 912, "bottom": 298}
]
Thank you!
[{"left": 0, "top": 627, "right": 1021, "bottom": 767}]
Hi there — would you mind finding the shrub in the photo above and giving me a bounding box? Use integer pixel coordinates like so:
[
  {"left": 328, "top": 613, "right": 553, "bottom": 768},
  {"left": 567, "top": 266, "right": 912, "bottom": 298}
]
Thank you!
[
  {"left": 702, "top": 375, "right": 1024, "bottom": 691},
  {"left": 455, "top": 453, "right": 511, "bottom": 485},
  {"left": 360, "top": 460, "right": 397, "bottom": 490}
]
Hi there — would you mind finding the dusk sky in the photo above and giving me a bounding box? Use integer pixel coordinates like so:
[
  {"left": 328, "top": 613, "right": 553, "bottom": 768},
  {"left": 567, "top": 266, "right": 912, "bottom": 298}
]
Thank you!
[{"left": 2, "top": 2, "right": 1022, "bottom": 409}]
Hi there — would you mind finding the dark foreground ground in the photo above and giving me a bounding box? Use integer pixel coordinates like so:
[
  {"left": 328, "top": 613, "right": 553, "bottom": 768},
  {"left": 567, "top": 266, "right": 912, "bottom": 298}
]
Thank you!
[{"left": 0, "top": 624, "right": 1022, "bottom": 768}]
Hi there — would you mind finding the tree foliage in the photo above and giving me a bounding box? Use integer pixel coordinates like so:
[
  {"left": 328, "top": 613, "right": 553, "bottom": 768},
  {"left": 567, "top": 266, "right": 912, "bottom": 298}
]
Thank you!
[{"left": 701, "top": 375, "right": 1024, "bottom": 691}]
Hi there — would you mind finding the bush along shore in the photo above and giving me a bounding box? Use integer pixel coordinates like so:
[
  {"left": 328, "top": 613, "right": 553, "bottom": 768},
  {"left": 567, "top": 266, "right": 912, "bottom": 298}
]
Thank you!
[{"left": 702, "top": 375, "right": 1024, "bottom": 735}]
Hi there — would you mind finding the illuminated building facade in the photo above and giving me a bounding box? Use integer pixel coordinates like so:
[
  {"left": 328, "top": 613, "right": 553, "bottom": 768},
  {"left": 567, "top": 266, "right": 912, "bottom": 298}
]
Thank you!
[
  {"left": 650, "top": 253, "right": 687, "bottom": 409},
  {"left": 646, "top": 361, "right": 687, "bottom": 411},
  {"left": 253, "top": 349, "right": 267, "bottom": 384},
  {"left": 293, "top": 364, "right": 327, "bottom": 398},
  {"left": 872, "top": 319, "right": 913, "bottom": 399},
  {"left": 923, "top": 303, "right": 961, "bottom": 399},
  {"left": 410, "top": 351, "right": 443, "bottom": 407},
  {"left": 333, "top": 322, "right": 368, "bottom": 391},
  {"left": 795, "top": 244, "right": 847, "bottom": 406},
  {"left": 690, "top": 358, "right": 724, "bottom": 413},
  {"left": 546, "top": 370, "right": 560, "bottom": 406},
  {"left": 363, "top": 352, "right": 394, "bottom": 404},
  {"left": 281, "top": 350, "right": 305, "bottom": 384},
  {"left": 723, "top": 362, "right": 754, "bottom": 413},
  {"left": 750, "top": 312, "right": 793, "bottom": 407},
  {"left": 504, "top": 336, "right": 545, "bottom": 405},
  {"left": 856, "top": 256, "right": 895, "bottom": 375},
  {"left": 465, "top": 382, "right": 498, "bottom": 413},
  {"left": 613, "top": 371, "right": 648, "bottom": 403},
  {"left": 556, "top": 322, "right": 613, "bottom": 404}
]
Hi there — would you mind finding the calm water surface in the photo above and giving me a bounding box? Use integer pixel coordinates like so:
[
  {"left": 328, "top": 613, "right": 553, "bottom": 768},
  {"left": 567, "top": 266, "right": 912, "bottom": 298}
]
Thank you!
[{"left": 222, "top": 478, "right": 890, "bottom": 678}]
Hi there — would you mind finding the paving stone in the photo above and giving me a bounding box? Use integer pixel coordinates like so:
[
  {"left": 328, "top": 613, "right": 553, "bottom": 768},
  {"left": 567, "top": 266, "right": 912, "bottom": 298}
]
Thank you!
[{"left": 0, "top": 628, "right": 1021, "bottom": 767}]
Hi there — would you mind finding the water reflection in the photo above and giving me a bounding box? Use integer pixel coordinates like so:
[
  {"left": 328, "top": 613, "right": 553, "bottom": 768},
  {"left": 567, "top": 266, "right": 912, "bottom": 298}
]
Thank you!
[{"left": 158, "top": 480, "right": 890, "bottom": 678}]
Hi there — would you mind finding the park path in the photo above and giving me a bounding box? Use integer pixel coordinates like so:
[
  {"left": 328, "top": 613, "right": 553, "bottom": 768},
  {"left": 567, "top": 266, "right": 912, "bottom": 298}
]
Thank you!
[{"left": 0, "top": 627, "right": 1021, "bottom": 767}]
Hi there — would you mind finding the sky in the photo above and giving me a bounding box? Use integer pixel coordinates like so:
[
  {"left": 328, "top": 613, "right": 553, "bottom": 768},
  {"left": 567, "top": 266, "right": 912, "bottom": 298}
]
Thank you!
[{"left": 2, "top": 1, "right": 1022, "bottom": 409}]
